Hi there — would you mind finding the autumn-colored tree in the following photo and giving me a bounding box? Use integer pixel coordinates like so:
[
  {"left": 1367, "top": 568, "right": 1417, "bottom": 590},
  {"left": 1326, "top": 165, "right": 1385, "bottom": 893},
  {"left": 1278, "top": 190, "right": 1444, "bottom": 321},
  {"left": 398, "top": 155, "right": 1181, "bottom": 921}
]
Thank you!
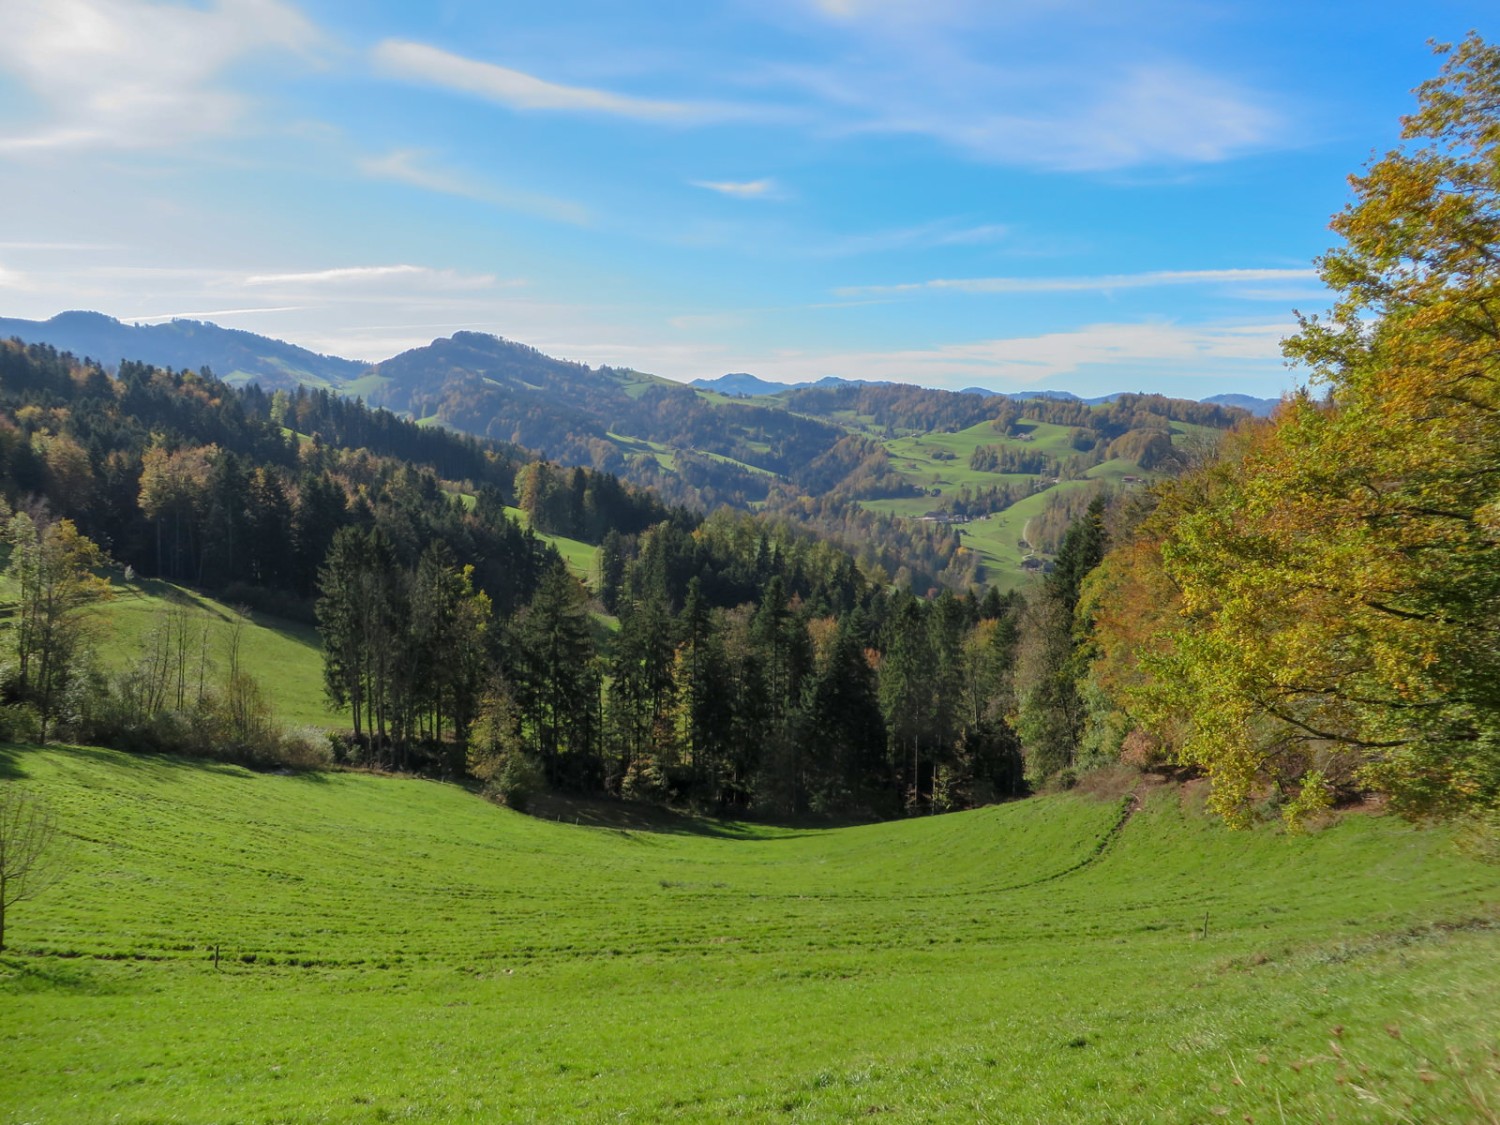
[
  {"left": 1086, "top": 36, "right": 1500, "bottom": 825},
  {"left": 137, "top": 442, "right": 216, "bottom": 581},
  {"left": 3, "top": 511, "right": 112, "bottom": 741}
]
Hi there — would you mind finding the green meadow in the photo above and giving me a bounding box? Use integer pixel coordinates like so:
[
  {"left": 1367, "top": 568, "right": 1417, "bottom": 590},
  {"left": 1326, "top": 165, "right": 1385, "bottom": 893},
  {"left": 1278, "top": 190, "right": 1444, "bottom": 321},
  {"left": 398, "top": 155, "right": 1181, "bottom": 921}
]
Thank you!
[
  {"left": 2, "top": 745, "right": 1496, "bottom": 1123},
  {"left": 861, "top": 418, "right": 1210, "bottom": 586},
  {"left": 26, "top": 573, "right": 341, "bottom": 730},
  {"left": 501, "top": 505, "right": 599, "bottom": 582}
]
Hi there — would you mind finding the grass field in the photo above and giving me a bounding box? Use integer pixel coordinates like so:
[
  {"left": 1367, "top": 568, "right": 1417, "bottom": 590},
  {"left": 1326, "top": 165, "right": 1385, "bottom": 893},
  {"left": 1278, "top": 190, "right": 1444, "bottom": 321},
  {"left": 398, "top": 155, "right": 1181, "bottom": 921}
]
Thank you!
[
  {"left": 29, "top": 573, "right": 342, "bottom": 730},
  {"left": 501, "top": 505, "right": 598, "bottom": 583},
  {"left": 879, "top": 421, "right": 1077, "bottom": 496},
  {"left": 2, "top": 745, "right": 1496, "bottom": 1123},
  {"left": 862, "top": 481, "right": 1103, "bottom": 590}
]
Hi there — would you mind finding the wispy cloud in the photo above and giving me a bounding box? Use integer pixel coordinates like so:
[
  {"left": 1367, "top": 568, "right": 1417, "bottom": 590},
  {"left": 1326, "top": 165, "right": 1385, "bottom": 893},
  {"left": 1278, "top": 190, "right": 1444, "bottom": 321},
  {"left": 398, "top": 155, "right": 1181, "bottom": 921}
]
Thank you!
[
  {"left": 816, "top": 220, "right": 1008, "bottom": 257},
  {"left": 692, "top": 178, "right": 785, "bottom": 199},
  {"left": 0, "top": 240, "right": 127, "bottom": 252},
  {"left": 357, "top": 148, "right": 591, "bottom": 225},
  {"left": 805, "top": 0, "right": 982, "bottom": 23},
  {"left": 839, "top": 267, "right": 1319, "bottom": 297},
  {"left": 762, "top": 4, "right": 1286, "bottom": 172},
  {"left": 0, "top": 0, "right": 321, "bottom": 152},
  {"left": 736, "top": 319, "right": 1292, "bottom": 389},
  {"left": 128, "top": 305, "right": 307, "bottom": 323},
  {"left": 372, "top": 40, "right": 754, "bottom": 125},
  {"left": 244, "top": 264, "right": 501, "bottom": 291},
  {"left": 829, "top": 64, "right": 1282, "bottom": 171},
  {"left": 0, "top": 264, "right": 31, "bottom": 289}
]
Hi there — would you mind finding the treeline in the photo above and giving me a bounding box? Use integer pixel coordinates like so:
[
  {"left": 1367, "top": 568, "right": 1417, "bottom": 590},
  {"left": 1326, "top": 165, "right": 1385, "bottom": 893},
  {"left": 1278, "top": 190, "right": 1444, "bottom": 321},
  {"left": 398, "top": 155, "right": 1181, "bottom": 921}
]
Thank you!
[
  {"left": 315, "top": 507, "right": 1035, "bottom": 816},
  {"left": 0, "top": 339, "right": 1042, "bottom": 818},
  {"left": 969, "top": 443, "right": 1054, "bottom": 475},
  {"left": 0, "top": 340, "right": 689, "bottom": 617}
]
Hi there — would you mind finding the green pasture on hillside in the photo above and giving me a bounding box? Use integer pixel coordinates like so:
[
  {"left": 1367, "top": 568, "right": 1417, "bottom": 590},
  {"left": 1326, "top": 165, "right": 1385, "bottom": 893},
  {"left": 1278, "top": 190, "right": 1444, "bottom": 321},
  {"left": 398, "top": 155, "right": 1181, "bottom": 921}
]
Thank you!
[
  {"left": 879, "top": 420, "right": 1077, "bottom": 495},
  {"left": 15, "top": 574, "right": 342, "bottom": 730},
  {"left": 502, "top": 505, "right": 599, "bottom": 582},
  {"left": 2, "top": 745, "right": 1496, "bottom": 1123},
  {"left": 861, "top": 416, "right": 1212, "bottom": 585},
  {"left": 863, "top": 480, "right": 1106, "bottom": 589},
  {"left": 605, "top": 432, "right": 678, "bottom": 472}
]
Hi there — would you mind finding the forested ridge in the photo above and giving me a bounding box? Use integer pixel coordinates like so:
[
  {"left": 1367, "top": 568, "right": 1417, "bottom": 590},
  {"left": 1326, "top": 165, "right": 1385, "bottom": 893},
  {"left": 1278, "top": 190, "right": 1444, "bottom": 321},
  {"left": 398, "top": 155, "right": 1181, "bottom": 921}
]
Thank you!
[
  {"left": 0, "top": 340, "right": 1052, "bottom": 817},
  {"left": 1, "top": 307, "right": 1253, "bottom": 589}
]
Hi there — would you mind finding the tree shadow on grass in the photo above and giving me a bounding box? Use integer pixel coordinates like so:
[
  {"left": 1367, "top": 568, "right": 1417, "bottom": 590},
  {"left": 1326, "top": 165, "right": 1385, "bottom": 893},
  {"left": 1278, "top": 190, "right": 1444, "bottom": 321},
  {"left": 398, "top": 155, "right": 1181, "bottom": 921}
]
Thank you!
[
  {"left": 0, "top": 743, "right": 31, "bottom": 779},
  {"left": 0, "top": 742, "right": 306, "bottom": 783},
  {"left": 0, "top": 956, "right": 134, "bottom": 996},
  {"left": 106, "top": 570, "right": 323, "bottom": 652}
]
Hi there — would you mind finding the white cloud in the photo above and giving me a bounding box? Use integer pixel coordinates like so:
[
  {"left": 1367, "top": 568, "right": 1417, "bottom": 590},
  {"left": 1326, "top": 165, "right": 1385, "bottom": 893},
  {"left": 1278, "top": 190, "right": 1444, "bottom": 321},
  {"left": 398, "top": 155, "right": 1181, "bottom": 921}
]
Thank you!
[
  {"left": 691, "top": 178, "right": 785, "bottom": 200},
  {"left": 243, "top": 265, "right": 493, "bottom": 289},
  {"left": 129, "top": 305, "right": 307, "bottom": 322},
  {"left": 0, "top": 264, "right": 31, "bottom": 289},
  {"left": 730, "top": 320, "right": 1292, "bottom": 389},
  {"left": 842, "top": 64, "right": 1281, "bottom": 171},
  {"left": 0, "top": 0, "right": 321, "bottom": 151},
  {"left": 373, "top": 40, "right": 745, "bottom": 124},
  {"left": 839, "top": 267, "right": 1319, "bottom": 297},
  {"left": 358, "top": 149, "right": 591, "bottom": 226}
]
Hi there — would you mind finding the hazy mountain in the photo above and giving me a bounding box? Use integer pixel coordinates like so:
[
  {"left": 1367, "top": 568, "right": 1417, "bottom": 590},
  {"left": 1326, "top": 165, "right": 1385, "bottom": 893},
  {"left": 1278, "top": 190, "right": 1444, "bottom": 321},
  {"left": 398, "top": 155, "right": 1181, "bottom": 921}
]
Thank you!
[
  {"left": 690, "top": 372, "right": 795, "bottom": 396},
  {"left": 690, "top": 373, "right": 891, "bottom": 396},
  {"left": 0, "top": 310, "right": 366, "bottom": 390},
  {"left": 1014, "top": 389, "right": 1085, "bottom": 402},
  {"left": 1200, "top": 393, "right": 1280, "bottom": 417}
]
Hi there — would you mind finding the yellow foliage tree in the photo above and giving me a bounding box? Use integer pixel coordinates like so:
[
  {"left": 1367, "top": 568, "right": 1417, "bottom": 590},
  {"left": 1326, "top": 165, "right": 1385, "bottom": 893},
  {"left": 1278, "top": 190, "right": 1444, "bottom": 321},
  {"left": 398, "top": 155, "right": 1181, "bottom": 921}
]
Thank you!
[
  {"left": 3, "top": 512, "right": 112, "bottom": 741},
  {"left": 1085, "top": 36, "right": 1500, "bottom": 825}
]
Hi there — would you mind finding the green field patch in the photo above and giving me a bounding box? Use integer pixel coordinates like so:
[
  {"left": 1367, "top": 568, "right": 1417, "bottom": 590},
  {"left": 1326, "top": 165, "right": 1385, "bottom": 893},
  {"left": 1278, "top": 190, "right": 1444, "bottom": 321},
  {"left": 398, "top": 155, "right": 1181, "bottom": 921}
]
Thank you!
[
  {"left": 503, "top": 506, "right": 596, "bottom": 582},
  {"left": 605, "top": 432, "right": 679, "bottom": 472},
  {"left": 2, "top": 747, "right": 1495, "bottom": 1123},
  {"left": 338, "top": 373, "right": 391, "bottom": 399},
  {"left": 74, "top": 576, "right": 340, "bottom": 729},
  {"left": 957, "top": 482, "right": 1101, "bottom": 585},
  {"left": 879, "top": 421, "right": 1074, "bottom": 497}
]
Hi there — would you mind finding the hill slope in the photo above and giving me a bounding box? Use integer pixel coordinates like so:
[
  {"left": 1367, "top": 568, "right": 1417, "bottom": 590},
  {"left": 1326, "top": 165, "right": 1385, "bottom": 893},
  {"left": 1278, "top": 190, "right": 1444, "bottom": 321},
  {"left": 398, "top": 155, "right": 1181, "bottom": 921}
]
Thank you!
[
  {"left": 0, "top": 311, "right": 365, "bottom": 389},
  {"left": 4, "top": 746, "right": 1496, "bottom": 1123},
  {"left": 92, "top": 575, "right": 340, "bottom": 729},
  {"left": 2, "top": 316, "right": 1262, "bottom": 586}
]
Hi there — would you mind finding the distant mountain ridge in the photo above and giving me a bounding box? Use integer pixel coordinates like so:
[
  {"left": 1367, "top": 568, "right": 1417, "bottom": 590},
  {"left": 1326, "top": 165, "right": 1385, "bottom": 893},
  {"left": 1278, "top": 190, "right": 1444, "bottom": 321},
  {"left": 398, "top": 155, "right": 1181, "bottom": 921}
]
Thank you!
[
  {"left": 691, "top": 372, "right": 1277, "bottom": 412},
  {"left": 3, "top": 311, "right": 1281, "bottom": 416},
  {"left": 1200, "top": 392, "right": 1280, "bottom": 417},
  {"left": 0, "top": 310, "right": 367, "bottom": 390}
]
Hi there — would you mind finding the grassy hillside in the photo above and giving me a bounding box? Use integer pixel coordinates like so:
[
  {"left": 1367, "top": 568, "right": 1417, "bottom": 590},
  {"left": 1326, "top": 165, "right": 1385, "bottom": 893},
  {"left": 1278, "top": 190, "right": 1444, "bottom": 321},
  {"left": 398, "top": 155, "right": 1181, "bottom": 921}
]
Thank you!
[
  {"left": 3, "top": 746, "right": 1496, "bottom": 1123},
  {"left": 3, "top": 571, "right": 342, "bottom": 730},
  {"left": 502, "top": 505, "right": 598, "bottom": 581}
]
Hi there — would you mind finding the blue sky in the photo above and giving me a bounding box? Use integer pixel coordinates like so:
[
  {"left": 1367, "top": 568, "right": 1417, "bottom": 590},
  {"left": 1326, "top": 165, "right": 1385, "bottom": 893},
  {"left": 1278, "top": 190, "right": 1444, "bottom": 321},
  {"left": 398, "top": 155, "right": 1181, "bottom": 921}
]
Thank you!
[{"left": 0, "top": 1, "right": 1491, "bottom": 398}]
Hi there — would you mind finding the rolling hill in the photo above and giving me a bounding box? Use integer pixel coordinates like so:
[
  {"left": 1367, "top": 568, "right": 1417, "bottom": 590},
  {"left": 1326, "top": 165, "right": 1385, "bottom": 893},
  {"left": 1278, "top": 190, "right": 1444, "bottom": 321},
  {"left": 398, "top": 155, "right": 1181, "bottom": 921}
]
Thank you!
[
  {"left": 3, "top": 314, "right": 1263, "bottom": 585},
  {"left": 0, "top": 311, "right": 365, "bottom": 390},
  {"left": 3, "top": 744, "right": 1496, "bottom": 1123}
]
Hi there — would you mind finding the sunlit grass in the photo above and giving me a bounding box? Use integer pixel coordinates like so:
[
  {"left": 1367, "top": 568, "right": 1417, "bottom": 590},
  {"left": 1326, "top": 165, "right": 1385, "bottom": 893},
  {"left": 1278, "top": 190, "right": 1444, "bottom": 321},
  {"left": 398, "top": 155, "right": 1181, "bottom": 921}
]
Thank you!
[{"left": 2, "top": 746, "right": 1495, "bottom": 1123}]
